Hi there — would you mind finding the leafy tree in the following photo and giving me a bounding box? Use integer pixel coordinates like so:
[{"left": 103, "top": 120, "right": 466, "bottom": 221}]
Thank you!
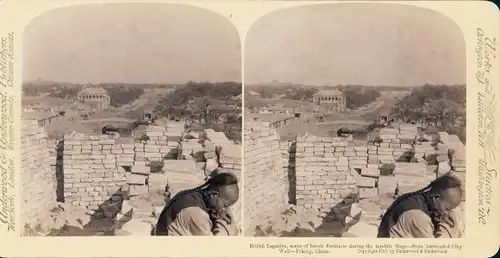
[
  {"left": 153, "top": 81, "right": 241, "bottom": 141},
  {"left": 49, "top": 86, "right": 82, "bottom": 99},
  {"left": 23, "top": 87, "right": 40, "bottom": 97},
  {"left": 106, "top": 87, "right": 145, "bottom": 107},
  {"left": 256, "top": 88, "right": 276, "bottom": 99},
  {"left": 391, "top": 84, "right": 466, "bottom": 142},
  {"left": 287, "top": 88, "right": 317, "bottom": 101},
  {"left": 342, "top": 88, "right": 381, "bottom": 109}
]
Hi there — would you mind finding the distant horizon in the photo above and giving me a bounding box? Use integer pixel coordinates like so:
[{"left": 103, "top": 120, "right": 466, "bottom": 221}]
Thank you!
[
  {"left": 245, "top": 81, "right": 466, "bottom": 88},
  {"left": 23, "top": 79, "right": 242, "bottom": 86}
]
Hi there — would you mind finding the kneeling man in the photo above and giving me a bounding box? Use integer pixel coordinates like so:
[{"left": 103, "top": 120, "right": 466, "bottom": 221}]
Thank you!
[{"left": 153, "top": 172, "right": 240, "bottom": 236}]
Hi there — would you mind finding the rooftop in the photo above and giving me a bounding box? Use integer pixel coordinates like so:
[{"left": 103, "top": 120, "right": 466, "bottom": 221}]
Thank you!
[
  {"left": 314, "top": 89, "right": 343, "bottom": 97},
  {"left": 22, "top": 96, "right": 72, "bottom": 107},
  {"left": 248, "top": 90, "right": 261, "bottom": 96},
  {"left": 257, "top": 113, "right": 292, "bottom": 123},
  {"left": 79, "top": 86, "right": 108, "bottom": 95},
  {"left": 232, "top": 94, "right": 242, "bottom": 101},
  {"left": 22, "top": 110, "right": 58, "bottom": 121}
]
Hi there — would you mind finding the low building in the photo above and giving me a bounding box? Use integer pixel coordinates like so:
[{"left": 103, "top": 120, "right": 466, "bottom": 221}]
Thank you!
[
  {"left": 22, "top": 111, "right": 60, "bottom": 127},
  {"left": 378, "top": 112, "right": 393, "bottom": 124},
  {"left": 143, "top": 108, "right": 154, "bottom": 122},
  {"left": 312, "top": 89, "right": 346, "bottom": 112},
  {"left": 23, "top": 103, "right": 55, "bottom": 113},
  {"left": 76, "top": 86, "right": 111, "bottom": 110},
  {"left": 256, "top": 113, "right": 294, "bottom": 129}
]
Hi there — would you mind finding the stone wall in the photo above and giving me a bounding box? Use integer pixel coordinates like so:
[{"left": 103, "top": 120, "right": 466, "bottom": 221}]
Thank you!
[
  {"left": 244, "top": 122, "right": 467, "bottom": 236},
  {"left": 218, "top": 142, "right": 243, "bottom": 226},
  {"left": 294, "top": 134, "right": 357, "bottom": 215},
  {"left": 22, "top": 117, "right": 243, "bottom": 235},
  {"left": 21, "top": 120, "right": 57, "bottom": 227},
  {"left": 243, "top": 122, "right": 288, "bottom": 235},
  {"left": 62, "top": 134, "right": 127, "bottom": 209},
  {"left": 439, "top": 132, "right": 466, "bottom": 199},
  {"left": 59, "top": 123, "right": 185, "bottom": 210}
]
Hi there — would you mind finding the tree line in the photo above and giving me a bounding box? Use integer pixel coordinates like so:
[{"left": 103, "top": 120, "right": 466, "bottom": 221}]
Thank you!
[
  {"left": 153, "top": 81, "right": 242, "bottom": 141},
  {"left": 106, "top": 87, "right": 145, "bottom": 107},
  {"left": 391, "top": 84, "right": 466, "bottom": 142},
  {"left": 341, "top": 88, "right": 381, "bottom": 109}
]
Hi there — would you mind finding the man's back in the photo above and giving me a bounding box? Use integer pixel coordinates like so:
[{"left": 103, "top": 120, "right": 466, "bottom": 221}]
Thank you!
[
  {"left": 378, "top": 193, "right": 432, "bottom": 238},
  {"left": 155, "top": 191, "right": 214, "bottom": 236}
]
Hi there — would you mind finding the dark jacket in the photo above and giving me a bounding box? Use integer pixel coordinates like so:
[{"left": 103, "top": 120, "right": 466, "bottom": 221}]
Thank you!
[
  {"left": 154, "top": 190, "right": 213, "bottom": 235},
  {"left": 377, "top": 193, "right": 433, "bottom": 237}
]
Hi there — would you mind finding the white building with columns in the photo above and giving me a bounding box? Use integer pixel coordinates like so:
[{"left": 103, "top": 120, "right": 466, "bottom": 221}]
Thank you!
[
  {"left": 312, "top": 89, "right": 346, "bottom": 112},
  {"left": 76, "top": 86, "right": 111, "bottom": 110}
]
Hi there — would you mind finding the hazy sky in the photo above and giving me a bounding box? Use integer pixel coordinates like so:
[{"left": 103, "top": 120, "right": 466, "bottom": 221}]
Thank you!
[
  {"left": 23, "top": 4, "right": 241, "bottom": 84},
  {"left": 245, "top": 4, "right": 466, "bottom": 86}
]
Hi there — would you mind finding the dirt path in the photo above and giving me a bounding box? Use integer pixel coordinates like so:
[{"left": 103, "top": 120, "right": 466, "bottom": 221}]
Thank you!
[{"left": 89, "top": 91, "right": 158, "bottom": 120}]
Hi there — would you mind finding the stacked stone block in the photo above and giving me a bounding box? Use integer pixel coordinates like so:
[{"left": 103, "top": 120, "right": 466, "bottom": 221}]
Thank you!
[
  {"left": 113, "top": 143, "right": 135, "bottom": 167},
  {"left": 355, "top": 167, "right": 380, "bottom": 199},
  {"left": 413, "top": 142, "right": 438, "bottom": 164},
  {"left": 203, "top": 141, "right": 218, "bottom": 176},
  {"left": 397, "top": 123, "right": 419, "bottom": 144},
  {"left": 162, "top": 160, "right": 204, "bottom": 196},
  {"left": 280, "top": 141, "right": 291, "bottom": 170},
  {"left": 48, "top": 139, "right": 59, "bottom": 171},
  {"left": 62, "top": 134, "right": 126, "bottom": 210},
  {"left": 165, "top": 122, "right": 185, "bottom": 141},
  {"left": 348, "top": 146, "right": 368, "bottom": 169},
  {"left": 144, "top": 125, "right": 180, "bottom": 161},
  {"left": 244, "top": 122, "right": 288, "bottom": 235},
  {"left": 392, "top": 162, "right": 436, "bottom": 194},
  {"left": 244, "top": 122, "right": 466, "bottom": 235},
  {"left": 205, "top": 129, "right": 233, "bottom": 146},
  {"left": 180, "top": 139, "right": 204, "bottom": 161},
  {"left": 372, "top": 125, "right": 417, "bottom": 165},
  {"left": 126, "top": 165, "right": 150, "bottom": 197},
  {"left": 378, "top": 128, "right": 399, "bottom": 143},
  {"left": 435, "top": 143, "right": 451, "bottom": 174},
  {"left": 438, "top": 132, "right": 466, "bottom": 200},
  {"left": 21, "top": 120, "right": 57, "bottom": 227},
  {"left": 378, "top": 123, "right": 418, "bottom": 145},
  {"left": 295, "top": 134, "right": 356, "bottom": 215},
  {"left": 219, "top": 143, "right": 242, "bottom": 172},
  {"left": 218, "top": 142, "right": 243, "bottom": 227}
]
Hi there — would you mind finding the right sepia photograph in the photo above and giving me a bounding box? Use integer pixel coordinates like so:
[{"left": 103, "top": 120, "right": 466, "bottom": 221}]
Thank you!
[{"left": 243, "top": 3, "right": 466, "bottom": 238}]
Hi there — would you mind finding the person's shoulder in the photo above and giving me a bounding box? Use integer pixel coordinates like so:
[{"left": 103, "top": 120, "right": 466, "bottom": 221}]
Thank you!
[
  {"left": 400, "top": 209, "right": 432, "bottom": 224},
  {"left": 397, "top": 209, "right": 434, "bottom": 237},
  {"left": 179, "top": 206, "right": 211, "bottom": 222}
]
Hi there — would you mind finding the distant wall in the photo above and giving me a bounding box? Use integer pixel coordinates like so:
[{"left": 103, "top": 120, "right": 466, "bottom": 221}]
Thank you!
[{"left": 21, "top": 120, "right": 57, "bottom": 227}]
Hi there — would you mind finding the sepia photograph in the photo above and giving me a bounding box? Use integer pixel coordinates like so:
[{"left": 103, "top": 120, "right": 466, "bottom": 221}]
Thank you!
[
  {"left": 243, "top": 3, "right": 466, "bottom": 238},
  {"left": 20, "top": 3, "right": 242, "bottom": 237}
]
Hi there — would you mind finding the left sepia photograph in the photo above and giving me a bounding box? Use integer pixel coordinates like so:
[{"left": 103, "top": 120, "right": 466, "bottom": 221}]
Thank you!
[{"left": 21, "top": 3, "right": 242, "bottom": 237}]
